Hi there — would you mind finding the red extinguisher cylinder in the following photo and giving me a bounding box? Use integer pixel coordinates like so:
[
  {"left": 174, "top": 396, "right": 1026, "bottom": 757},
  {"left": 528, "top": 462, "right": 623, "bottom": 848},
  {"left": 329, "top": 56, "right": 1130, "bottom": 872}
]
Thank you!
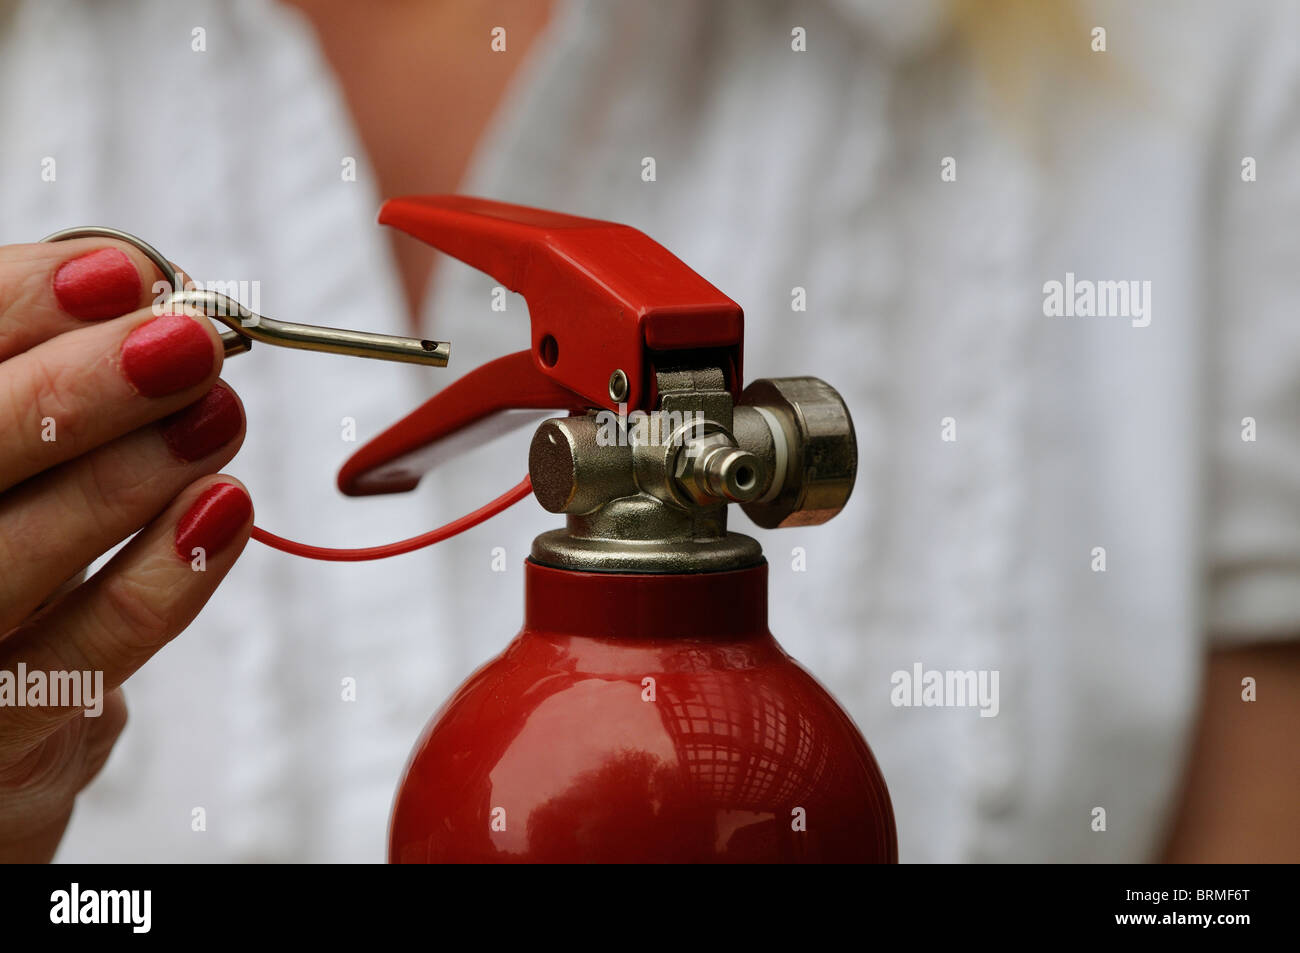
[{"left": 390, "top": 560, "right": 897, "bottom": 863}]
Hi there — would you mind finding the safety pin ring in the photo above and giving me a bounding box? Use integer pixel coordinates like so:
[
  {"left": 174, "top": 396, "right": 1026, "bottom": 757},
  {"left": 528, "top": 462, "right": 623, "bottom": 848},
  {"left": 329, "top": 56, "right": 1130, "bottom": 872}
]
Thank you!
[{"left": 39, "top": 226, "right": 450, "bottom": 368}]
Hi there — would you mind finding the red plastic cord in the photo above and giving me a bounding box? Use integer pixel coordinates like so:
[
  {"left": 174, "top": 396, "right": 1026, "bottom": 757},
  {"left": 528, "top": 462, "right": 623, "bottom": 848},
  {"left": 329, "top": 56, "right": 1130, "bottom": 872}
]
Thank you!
[{"left": 249, "top": 476, "right": 533, "bottom": 562}]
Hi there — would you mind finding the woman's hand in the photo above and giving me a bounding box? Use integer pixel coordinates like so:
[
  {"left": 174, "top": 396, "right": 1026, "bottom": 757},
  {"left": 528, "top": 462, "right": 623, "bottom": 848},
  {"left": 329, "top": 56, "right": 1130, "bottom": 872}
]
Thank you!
[{"left": 0, "top": 239, "right": 251, "bottom": 861}]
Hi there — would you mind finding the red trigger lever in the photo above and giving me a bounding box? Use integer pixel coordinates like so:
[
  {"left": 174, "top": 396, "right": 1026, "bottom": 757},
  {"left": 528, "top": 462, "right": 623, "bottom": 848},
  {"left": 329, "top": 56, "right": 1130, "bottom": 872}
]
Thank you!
[{"left": 255, "top": 195, "right": 743, "bottom": 561}]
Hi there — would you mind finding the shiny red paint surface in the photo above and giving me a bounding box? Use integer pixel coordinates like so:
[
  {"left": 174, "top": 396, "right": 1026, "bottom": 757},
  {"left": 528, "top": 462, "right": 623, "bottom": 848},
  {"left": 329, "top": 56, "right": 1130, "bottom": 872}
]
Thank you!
[
  {"left": 378, "top": 195, "right": 744, "bottom": 412},
  {"left": 390, "top": 560, "right": 897, "bottom": 863},
  {"left": 341, "top": 195, "right": 743, "bottom": 497}
]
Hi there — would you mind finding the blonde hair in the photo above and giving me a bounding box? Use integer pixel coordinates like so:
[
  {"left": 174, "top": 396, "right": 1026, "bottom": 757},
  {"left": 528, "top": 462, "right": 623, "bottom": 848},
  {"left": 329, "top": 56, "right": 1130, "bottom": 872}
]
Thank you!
[{"left": 947, "top": 0, "right": 1132, "bottom": 131}]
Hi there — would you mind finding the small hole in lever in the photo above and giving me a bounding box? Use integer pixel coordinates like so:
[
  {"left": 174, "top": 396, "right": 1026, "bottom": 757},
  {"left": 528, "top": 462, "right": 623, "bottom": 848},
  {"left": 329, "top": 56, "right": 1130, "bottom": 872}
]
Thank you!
[{"left": 538, "top": 334, "right": 559, "bottom": 367}]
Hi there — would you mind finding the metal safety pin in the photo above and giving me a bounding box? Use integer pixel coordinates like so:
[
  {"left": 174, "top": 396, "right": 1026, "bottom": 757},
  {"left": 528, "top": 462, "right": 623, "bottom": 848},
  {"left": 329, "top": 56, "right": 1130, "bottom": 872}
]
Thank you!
[{"left": 40, "top": 226, "right": 450, "bottom": 368}]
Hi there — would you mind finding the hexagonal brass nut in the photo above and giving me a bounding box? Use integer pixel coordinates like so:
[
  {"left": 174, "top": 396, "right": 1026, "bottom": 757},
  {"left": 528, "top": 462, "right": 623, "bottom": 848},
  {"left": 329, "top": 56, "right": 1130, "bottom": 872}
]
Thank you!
[{"left": 738, "top": 377, "right": 857, "bottom": 528}]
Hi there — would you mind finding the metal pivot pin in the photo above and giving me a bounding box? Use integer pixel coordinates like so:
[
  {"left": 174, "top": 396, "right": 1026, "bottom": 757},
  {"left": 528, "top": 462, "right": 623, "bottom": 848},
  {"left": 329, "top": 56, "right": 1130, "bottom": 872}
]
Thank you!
[{"left": 40, "top": 226, "right": 450, "bottom": 368}]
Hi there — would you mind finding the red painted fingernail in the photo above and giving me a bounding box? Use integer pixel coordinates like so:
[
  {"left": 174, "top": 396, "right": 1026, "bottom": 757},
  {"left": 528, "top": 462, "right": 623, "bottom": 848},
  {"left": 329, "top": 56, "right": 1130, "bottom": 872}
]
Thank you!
[
  {"left": 120, "top": 314, "right": 214, "bottom": 397},
  {"left": 52, "top": 248, "right": 141, "bottom": 320},
  {"left": 160, "top": 383, "right": 243, "bottom": 462},
  {"left": 175, "top": 483, "right": 252, "bottom": 561}
]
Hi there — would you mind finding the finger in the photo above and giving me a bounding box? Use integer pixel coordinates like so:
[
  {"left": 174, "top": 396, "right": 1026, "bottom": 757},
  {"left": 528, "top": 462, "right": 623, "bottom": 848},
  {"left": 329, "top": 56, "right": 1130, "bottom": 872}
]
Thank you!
[
  {"left": 0, "top": 380, "right": 246, "bottom": 633},
  {"left": 0, "top": 689, "right": 126, "bottom": 863},
  {"left": 0, "top": 476, "right": 252, "bottom": 750},
  {"left": 0, "top": 810, "right": 71, "bottom": 863},
  {"left": 0, "top": 238, "right": 186, "bottom": 361},
  {"left": 33, "top": 568, "right": 89, "bottom": 617},
  {"left": 0, "top": 306, "right": 225, "bottom": 492},
  {"left": 77, "top": 687, "right": 128, "bottom": 788}
]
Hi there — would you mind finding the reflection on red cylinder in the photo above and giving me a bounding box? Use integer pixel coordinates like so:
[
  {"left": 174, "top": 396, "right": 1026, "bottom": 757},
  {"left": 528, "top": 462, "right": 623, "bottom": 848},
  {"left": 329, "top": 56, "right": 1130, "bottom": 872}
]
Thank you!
[{"left": 390, "top": 560, "right": 897, "bottom": 863}]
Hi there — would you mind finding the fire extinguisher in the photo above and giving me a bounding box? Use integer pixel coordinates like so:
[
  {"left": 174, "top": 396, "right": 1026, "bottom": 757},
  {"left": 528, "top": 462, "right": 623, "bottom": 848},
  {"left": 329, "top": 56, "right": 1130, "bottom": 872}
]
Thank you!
[{"left": 334, "top": 196, "right": 898, "bottom": 863}]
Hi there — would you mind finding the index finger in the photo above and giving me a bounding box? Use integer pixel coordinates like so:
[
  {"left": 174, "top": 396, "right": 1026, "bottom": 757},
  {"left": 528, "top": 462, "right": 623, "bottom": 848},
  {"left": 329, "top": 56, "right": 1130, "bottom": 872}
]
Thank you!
[{"left": 0, "top": 238, "right": 179, "bottom": 362}]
